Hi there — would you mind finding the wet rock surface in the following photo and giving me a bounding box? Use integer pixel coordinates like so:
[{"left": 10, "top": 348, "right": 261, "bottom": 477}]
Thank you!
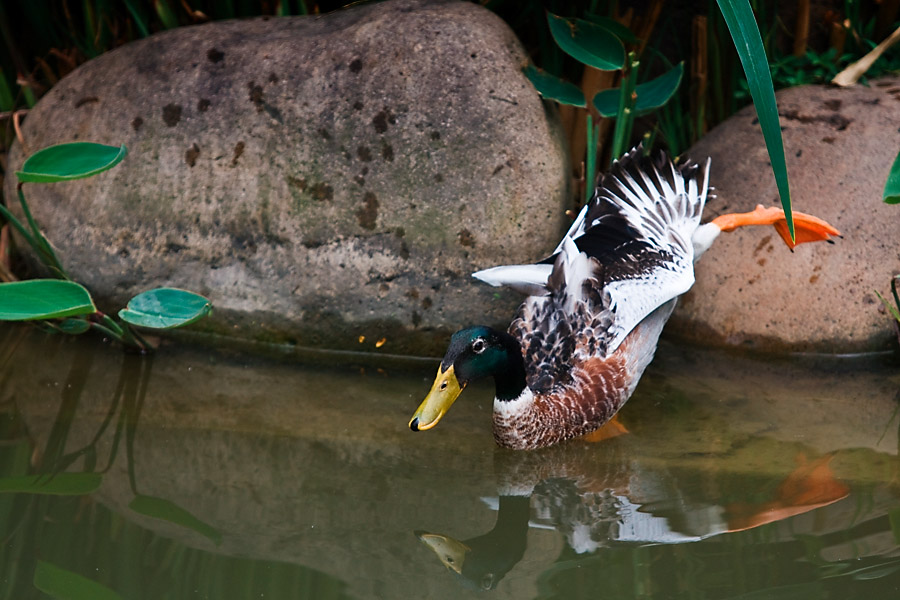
[
  {"left": 671, "top": 77, "right": 900, "bottom": 353},
  {"left": 5, "top": 0, "right": 568, "bottom": 355}
]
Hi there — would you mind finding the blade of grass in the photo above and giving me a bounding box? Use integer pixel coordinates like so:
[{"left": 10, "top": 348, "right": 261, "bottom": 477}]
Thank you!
[
  {"left": 883, "top": 147, "right": 900, "bottom": 204},
  {"left": 154, "top": 0, "right": 179, "bottom": 30},
  {"left": 15, "top": 185, "right": 66, "bottom": 276},
  {"left": 875, "top": 290, "right": 900, "bottom": 323},
  {"left": 0, "top": 70, "right": 14, "bottom": 112},
  {"left": 716, "top": 0, "right": 794, "bottom": 240},
  {"left": 609, "top": 53, "right": 639, "bottom": 163},
  {"left": 122, "top": 0, "right": 151, "bottom": 38},
  {"left": 585, "top": 114, "right": 597, "bottom": 204}
]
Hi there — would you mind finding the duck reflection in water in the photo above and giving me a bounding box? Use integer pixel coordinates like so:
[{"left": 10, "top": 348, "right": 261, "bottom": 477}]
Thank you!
[{"left": 414, "top": 427, "right": 849, "bottom": 591}]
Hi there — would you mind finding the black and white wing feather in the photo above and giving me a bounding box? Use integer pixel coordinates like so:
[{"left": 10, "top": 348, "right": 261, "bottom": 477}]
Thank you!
[{"left": 474, "top": 146, "right": 710, "bottom": 367}]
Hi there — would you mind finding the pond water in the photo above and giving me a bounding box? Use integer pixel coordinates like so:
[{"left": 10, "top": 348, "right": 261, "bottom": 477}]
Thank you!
[{"left": 0, "top": 325, "right": 898, "bottom": 599}]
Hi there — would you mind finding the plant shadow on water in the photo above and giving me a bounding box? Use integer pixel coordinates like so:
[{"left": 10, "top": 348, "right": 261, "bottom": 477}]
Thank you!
[{"left": 0, "top": 326, "right": 898, "bottom": 599}]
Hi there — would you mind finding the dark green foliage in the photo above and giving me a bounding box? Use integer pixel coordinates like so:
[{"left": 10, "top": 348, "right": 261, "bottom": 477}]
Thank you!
[{"left": 0, "top": 142, "right": 211, "bottom": 351}]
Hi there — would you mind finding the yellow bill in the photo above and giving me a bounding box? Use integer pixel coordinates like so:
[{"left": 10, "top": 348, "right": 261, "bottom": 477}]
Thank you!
[
  {"left": 415, "top": 531, "right": 470, "bottom": 574},
  {"left": 409, "top": 365, "right": 465, "bottom": 431}
]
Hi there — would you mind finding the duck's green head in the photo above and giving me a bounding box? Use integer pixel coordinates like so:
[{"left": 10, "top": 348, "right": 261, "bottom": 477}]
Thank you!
[{"left": 409, "top": 326, "right": 524, "bottom": 432}]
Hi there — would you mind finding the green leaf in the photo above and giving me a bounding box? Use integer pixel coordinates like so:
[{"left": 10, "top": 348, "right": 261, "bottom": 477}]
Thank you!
[
  {"left": 17, "top": 143, "right": 127, "bottom": 183},
  {"left": 883, "top": 148, "right": 900, "bottom": 204},
  {"left": 34, "top": 560, "right": 123, "bottom": 600},
  {"left": 874, "top": 290, "right": 900, "bottom": 323},
  {"left": 58, "top": 318, "right": 91, "bottom": 334},
  {"left": 593, "top": 63, "right": 684, "bottom": 117},
  {"left": 0, "top": 280, "right": 96, "bottom": 321},
  {"left": 583, "top": 13, "right": 639, "bottom": 44},
  {"left": 0, "top": 69, "right": 15, "bottom": 113},
  {"left": 547, "top": 13, "right": 625, "bottom": 71},
  {"left": 890, "top": 507, "right": 900, "bottom": 545},
  {"left": 716, "top": 0, "right": 793, "bottom": 238},
  {"left": 129, "top": 494, "right": 222, "bottom": 545},
  {"left": 118, "top": 287, "right": 212, "bottom": 329},
  {"left": 0, "top": 473, "right": 102, "bottom": 495},
  {"left": 523, "top": 65, "right": 586, "bottom": 107},
  {"left": 154, "top": 0, "right": 180, "bottom": 30}
]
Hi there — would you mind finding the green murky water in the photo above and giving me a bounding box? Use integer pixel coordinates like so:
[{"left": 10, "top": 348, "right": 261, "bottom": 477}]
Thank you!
[{"left": 0, "top": 326, "right": 898, "bottom": 599}]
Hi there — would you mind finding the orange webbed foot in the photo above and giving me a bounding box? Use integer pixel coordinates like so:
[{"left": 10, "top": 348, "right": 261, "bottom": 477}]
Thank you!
[
  {"left": 711, "top": 204, "right": 841, "bottom": 250},
  {"left": 581, "top": 414, "right": 629, "bottom": 443}
]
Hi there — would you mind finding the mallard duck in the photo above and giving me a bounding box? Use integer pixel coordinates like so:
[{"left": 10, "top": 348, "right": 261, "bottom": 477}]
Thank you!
[{"left": 409, "top": 146, "right": 839, "bottom": 450}]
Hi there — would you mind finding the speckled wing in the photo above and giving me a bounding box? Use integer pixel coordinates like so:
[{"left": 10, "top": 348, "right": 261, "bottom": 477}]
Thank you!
[{"left": 507, "top": 147, "right": 710, "bottom": 393}]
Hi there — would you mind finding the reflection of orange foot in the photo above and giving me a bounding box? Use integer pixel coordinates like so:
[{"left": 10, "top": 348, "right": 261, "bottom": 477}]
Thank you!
[
  {"left": 711, "top": 204, "right": 840, "bottom": 250},
  {"left": 724, "top": 454, "right": 849, "bottom": 532},
  {"left": 581, "top": 414, "right": 629, "bottom": 443}
]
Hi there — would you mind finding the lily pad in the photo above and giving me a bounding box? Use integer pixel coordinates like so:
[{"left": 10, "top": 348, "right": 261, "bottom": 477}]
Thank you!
[
  {"left": 593, "top": 63, "right": 684, "bottom": 117},
  {"left": 547, "top": 13, "right": 625, "bottom": 72},
  {"left": 523, "top": 65, "right": 586, "bottom": 107},
  {"left": 16, "top": 142, "right": 127, "bottom": 183},
  {"left": 118, "top": 287, "right": 211, "bottom": 329},
  {"left": 0, "top": 280, "right": 96, "bottom": 321}
]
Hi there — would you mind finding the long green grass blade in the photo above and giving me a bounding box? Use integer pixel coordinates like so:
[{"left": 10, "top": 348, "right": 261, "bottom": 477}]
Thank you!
[
  {"left": 154, "top": 0, "right": 179, "bottom": 30},
  {"left": 716, "top": 0, "right": 793, "bottom": 239},
  {"left": 585, "top": 114, "right": 597, "bottom": 205},
  {"left": 883, "top": 148, "right": 900, "bottom": 204},
  {"left": 0, "top": 70, "right": 14, "bottom": 112},
  {"left": 122, "top": 0, "right": 150, "bottom": 37}
]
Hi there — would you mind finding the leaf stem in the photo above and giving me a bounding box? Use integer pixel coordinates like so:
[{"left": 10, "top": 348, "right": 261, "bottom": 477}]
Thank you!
[{"left": 15, "top": 184, "right": 67, "bottom": 277}]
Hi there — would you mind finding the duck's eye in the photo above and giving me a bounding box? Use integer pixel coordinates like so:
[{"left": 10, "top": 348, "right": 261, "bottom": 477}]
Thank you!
[
  {"left": 481, "top": 573, "right": 494, "bottom": 590},
  {"left": 472, "top": 338, "right": 486, "bottom": 354}
]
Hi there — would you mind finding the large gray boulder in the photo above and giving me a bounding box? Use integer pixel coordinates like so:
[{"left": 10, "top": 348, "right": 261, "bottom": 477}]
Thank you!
[
  {"left": 6, "top": 0, "right": 568, "bottom": 355},
  {"left": 670, "top": 77, "right": 900, "bottom": 353}
]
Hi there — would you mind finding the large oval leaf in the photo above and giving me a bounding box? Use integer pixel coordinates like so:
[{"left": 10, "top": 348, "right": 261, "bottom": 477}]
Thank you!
[
  {"left": 118, "top": 287, "right": 211, "bottom": 329},
  {"left": 593, "top": 63, "right": 684, "bottom": 117},
  {"left": 16, "top": 142, "right": 127, "bottom": 183},
  {"left": 883, "top": 148, "right": 900, "bottom": 204},
  {"left": 0, "top": 280, "right": 96, "bottom": 321},
  {"left": 523, "top": 65, "right": 586, "bottom": 107},
  {"left": 547, "top": 13, "right": 625, "bottom": 71}
]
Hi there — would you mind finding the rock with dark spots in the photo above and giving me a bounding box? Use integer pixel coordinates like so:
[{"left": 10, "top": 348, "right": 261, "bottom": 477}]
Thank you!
[
  {"left": 5, "top": 0, "right": 568, "bottom": 355},
  {"left": 162, "top": 103, "right": 182, "bottom": 126},
  {"left": 356, "top": 145, "right": 373, "bottom": 162},
  {"left": 185, "top": 143, "right": 200, "bottom": 167},
  {"left": 669, "top": 77, "right": 900, "bottom": 353}
]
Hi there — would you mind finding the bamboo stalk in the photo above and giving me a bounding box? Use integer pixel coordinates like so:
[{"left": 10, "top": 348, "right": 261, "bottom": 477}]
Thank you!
[
  {"left": 875, "top": 0, "right": 900, "bottom": 41},
  {"left": 833, "top": 24, "right": 900, "bottom": 87},
  {"left": 793, "top": 0, "right": 810, "bottom": 57},
  {"left": 829, "top": 20, "right": 847, "bottom": 61},
  {"left": 691, "top": 15, "right": 708, "bottom": 137}
]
